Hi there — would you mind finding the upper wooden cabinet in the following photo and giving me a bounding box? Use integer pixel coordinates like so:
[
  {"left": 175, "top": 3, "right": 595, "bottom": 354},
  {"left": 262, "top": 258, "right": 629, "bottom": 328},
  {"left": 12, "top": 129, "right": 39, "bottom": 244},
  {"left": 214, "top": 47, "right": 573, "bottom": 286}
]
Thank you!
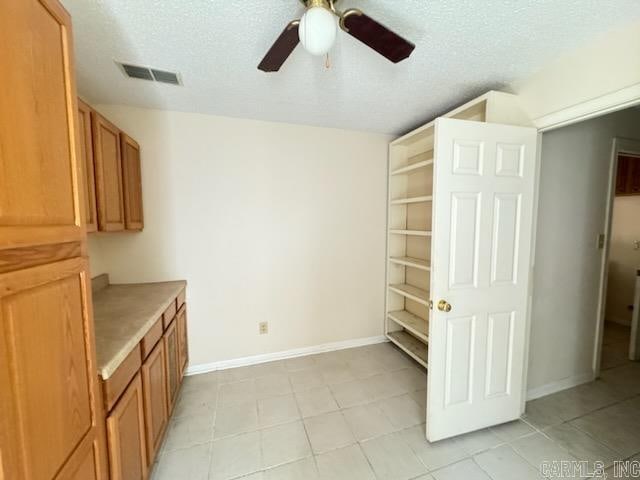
[
  {"left": 616, "top": 154, "right": 640, "bottom": 196},
  {"left": 78, "top": 100, "right": 99, "bottom": 233},
  {"left": 92, "top": 112, "right": 126, "bottom": 231},
  {"left": 0, "top": 0, "right": 84, "bottom": 250},
  {"left": 121, "top": 133, "right": 144, "bottom": 230}
]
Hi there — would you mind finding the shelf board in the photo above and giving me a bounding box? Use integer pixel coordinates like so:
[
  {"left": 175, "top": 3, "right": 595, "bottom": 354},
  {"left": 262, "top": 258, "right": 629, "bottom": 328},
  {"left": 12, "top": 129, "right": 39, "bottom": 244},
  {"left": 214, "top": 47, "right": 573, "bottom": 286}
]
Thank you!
[
  {"left": 387, "top": 331, "right": 428, "bottom": 368},
  {"left": 388, "top": 283, "right": 429, "bottom": 306},
  {"left": 390, "top": 159, "right": 433, "bottom": 175},
  {"left": 389, "top": 229, "right": 431, "bottom": 237},
  {"left": 388, "top": 310, "right": 429, "bottom": 342},
  {"left": 390, "top": 195, "right": 433, "bottom": 205},
  {"left": 389, "top": 256, "right": 430, "bottom": 271}
]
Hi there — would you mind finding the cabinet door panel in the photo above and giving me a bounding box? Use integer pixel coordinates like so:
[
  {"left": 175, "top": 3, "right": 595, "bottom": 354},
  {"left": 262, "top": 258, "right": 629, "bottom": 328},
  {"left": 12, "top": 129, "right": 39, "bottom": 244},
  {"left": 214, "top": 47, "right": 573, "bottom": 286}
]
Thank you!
[
  {"left": 164, "top": 321, "right": 180, "bottom": 412},
  {"left": 0, "top": 0, "right": 83, "bottom": 249},
  {"left": 78, "top": 99, "right": 98, "bottom": 232},
  {"left": 628, "top": 156, "right": 640, "bottom": 195},
  {"left": 121, "top": 133, "right": 144, "bottom": 230},
  {"left": 141, "top": 341, "right": 168, "bottom": 465},
  {"left": 0, "top": 257, "right": 105, "bottom": 479},
  {"left": 106, "top": 373, "right": 147, "bottom": 480},
  {"left": 177, "top": 304, "right": 188, "bottom": 376},
  {"left": 92, "top": 112, "right": 125, "bottom": 231}
]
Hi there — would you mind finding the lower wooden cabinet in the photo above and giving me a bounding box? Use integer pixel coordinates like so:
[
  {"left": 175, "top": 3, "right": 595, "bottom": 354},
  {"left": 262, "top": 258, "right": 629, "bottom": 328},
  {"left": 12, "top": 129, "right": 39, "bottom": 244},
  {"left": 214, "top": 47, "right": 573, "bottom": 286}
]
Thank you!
[
  {"left": 141, "top": 341, "right": 168, "bottom": 465},
  {"left": 106, "top": 373, "right": 147, "bottom": 480},
  {"left": 177, "top": 304, "right": 189, "bottom": 378},
  {"left": 164, "top": 320, "right": 180, "bottom": 412}
]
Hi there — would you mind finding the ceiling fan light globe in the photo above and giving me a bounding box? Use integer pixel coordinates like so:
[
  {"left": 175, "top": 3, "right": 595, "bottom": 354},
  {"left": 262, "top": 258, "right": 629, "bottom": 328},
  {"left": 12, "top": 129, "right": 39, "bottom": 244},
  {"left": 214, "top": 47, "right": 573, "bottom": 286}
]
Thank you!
[{"left": 299, "top": 6, "right": 337, "bottom": 56}]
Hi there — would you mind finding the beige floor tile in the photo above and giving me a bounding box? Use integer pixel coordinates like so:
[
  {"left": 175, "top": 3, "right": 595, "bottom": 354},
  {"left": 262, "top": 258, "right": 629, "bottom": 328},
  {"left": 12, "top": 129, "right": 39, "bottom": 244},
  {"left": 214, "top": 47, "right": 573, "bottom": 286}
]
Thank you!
[
  {"left": 522, "top": 399, "right": 565, "bottom": 430},
  {"left": 219, "top": 366, "right": 256, "bottom": 384},
  {"left": 570, "top": 406, "right": 640, "bottom": 458},
  {"left": 182, "top": 372, "right": 219, "bottom": 392},
  {"left": 255, "top": 373, "right": 292, "bottom": 399},
  {"left": 409, "top": 389, "right": 427, "bottom": 411},
  {"left": 489, "top": 419, "right": 536, "bottom": 442},
  {"left": 360, "top": 432, "right": 428, "bottom": 480},
  {"left": 392, "top": 367, "right": 427, "bottom": 393},
  {"left": 347, "top": 355, "right": 387, "bottom": 379},
  {"left": 173, "top": 389, "right": 217, "bottom": 421},
  {"left": 431, "top": 459, "right": 492, "bottom": 480},
  {"left": 304, "top": 411, "right": 356, "bottom": 454},
  {"left": 342, "top": 403, "right": 397, "bottom": 441},
  {"left": 377, "top": 394, "right": 425, "bottom": 429},
  {"left": 452, "top": 428, "right": 503, "bottom": 455},
  {"left": 603, "top": 453, "right": 640, "bottom": 479},
  {"left": 209, "top": 431, "right": 261, "bottom": 480},
  {"left": 295, "top": 386, "right": 339, "bottom": 418},
  {"left": 315, "top": 444, "right": 376, "bottom": 480},
  {"left": 261, "top": 421, "right": 311, "bottom": 468},
  {"left": 362, "top": 372, "right": 408, "bottom": 400},
  {"left": 164, "top": 412, "right": 215, "bottom": 451},
  {"left": 545, "top": 423, "right": 621, "bottom": 468},
  {"left": 218, "top": 379, "right": 256, "bottom": 406},
  {"left": 329, "top": 379, "right": 371, "bottom": 408},
  {"left": 264, "top": 457, "right": 318, "bottom": 480},
  {"left": 257, "top": 393, "right": 300, "bottom": 428},
  {"left": 473, "top": 444, "right": 543, "bottom": 480},
  {"left": 321, "top": 365, "right": 356, "bottom": 385},
  {"left": 283, "top": 355, "right": 317, "bottom": 372},
  {"left": 289, "top": 368, "right": 325, "bottom": 392},
  {"left": 154, "top": 443, "right": 211, "bottom": 480},
  {"left": 213, "top": 401, "right": 258, "bottom": 439},
  {"left": 600, "top": 363, "right": 640, "bottom": 397},
  {"left": 248, "top": 361, "right": 286, "bottom": 379},
  {"left": 400, "top": 425, "right": 469, "bottom": 471},
  {"left": 510, "top": 433, "right": 579, "bottom": 479}
]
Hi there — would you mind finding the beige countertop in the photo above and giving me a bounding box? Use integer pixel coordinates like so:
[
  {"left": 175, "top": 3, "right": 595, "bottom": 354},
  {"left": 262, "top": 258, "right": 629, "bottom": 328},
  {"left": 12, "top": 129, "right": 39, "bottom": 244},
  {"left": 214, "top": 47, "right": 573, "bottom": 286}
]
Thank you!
[{"left": 93, "top": 279, "right": 187, "bottom": 379}]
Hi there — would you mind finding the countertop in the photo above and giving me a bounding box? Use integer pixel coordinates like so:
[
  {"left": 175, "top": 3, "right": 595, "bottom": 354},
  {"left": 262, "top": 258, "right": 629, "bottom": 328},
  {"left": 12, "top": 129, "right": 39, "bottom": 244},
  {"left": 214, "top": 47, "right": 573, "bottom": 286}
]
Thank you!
[{"left": 93, "top": 279, "right": 187, "bottom": 379}]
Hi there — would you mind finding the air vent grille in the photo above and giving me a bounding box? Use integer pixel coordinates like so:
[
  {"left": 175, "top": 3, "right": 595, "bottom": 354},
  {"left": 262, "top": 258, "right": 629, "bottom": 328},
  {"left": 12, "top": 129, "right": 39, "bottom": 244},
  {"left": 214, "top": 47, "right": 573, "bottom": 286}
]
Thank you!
[{"left": 117, "top": 62, "right": 182, "bottom": 86}]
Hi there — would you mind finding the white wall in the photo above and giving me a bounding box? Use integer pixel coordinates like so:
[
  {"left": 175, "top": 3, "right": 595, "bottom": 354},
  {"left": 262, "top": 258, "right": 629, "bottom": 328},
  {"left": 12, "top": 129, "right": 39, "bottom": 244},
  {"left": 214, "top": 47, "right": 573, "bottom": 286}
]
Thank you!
[
  {"left": 528, "top": 108, "right": 640, "bottom": 394},
  {"left": 606, "top": 195, "right": 640, "bottom": 326},
  {"left": 88, "top": 106, "right": 392, "bottom": 367},
  {"left": 511, "top": 20, "right": 640, "bottom": 123}
]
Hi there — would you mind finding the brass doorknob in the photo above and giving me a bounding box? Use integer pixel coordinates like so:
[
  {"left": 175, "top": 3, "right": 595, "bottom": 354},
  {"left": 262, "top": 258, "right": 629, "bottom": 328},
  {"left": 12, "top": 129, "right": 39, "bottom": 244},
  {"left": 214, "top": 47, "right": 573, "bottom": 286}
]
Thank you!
[{"left": 437, "top": 300, "right": 452, "bottom": 312}]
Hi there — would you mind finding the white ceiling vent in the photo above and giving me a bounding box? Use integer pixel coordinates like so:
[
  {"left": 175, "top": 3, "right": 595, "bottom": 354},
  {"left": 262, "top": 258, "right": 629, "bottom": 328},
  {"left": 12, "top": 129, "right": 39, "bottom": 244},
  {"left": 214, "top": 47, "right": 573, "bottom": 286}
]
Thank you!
[{"left": 117, "top": 62, "right": 182, "bottom": 86}]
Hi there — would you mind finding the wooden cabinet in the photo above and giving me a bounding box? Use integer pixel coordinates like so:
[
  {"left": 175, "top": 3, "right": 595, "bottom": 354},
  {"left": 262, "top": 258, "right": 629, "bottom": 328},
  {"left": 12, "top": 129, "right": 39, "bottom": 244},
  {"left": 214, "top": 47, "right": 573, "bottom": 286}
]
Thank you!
[
  {"left": 0, "top": 258, "right": 106, "bottom": 479},
  {"left": 177, "top": 304, "right": 189, "bottom": 376},
  {"left": 616, "top": 154, "right": 640, "bottom": 196},
  {"left": 78, "top": 99, "right": 98, "bottom": 233},
  {"left": 164, "top": 320, "right": 180, "bottom": 412},
  {"left": 106, "top": 373, "right": 147, "bottom": 480},
  {"left": 121, "top": 134, "right": 144, "bottom": 230},
  {"left": 93, "top": 112, "right": 126, "bottom": 231},
  {"left": 141, "top": 341, "right": 168, "bottom": 465},
  {"left": 0, "top": 0, "right": 84, "bottom": 250}
]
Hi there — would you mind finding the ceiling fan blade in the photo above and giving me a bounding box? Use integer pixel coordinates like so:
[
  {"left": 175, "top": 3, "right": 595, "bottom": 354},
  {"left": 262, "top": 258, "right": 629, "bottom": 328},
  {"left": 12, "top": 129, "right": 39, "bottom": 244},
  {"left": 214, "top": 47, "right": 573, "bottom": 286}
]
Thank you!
[
  {"left": 258, "top": 20, "right": 300, "bottom": 72},
  {"left": 340, "top": 9, "right": 415, "bottom": 64}
]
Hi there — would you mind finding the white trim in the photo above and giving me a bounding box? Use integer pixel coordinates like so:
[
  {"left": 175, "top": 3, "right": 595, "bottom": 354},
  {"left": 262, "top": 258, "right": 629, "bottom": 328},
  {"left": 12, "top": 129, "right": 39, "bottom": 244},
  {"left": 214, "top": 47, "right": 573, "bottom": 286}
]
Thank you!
[
  {"left": 525, "top": 372, "right": 595, "bottom": 401},
  {"left": 185, "top": 335, "right": 388, "bottom": 376},
  {"left": 593, "top": 137, "right": 640, "bottom": 377},
  {"left": 535, "top": 83, "right": 640, "bottom": 132}
]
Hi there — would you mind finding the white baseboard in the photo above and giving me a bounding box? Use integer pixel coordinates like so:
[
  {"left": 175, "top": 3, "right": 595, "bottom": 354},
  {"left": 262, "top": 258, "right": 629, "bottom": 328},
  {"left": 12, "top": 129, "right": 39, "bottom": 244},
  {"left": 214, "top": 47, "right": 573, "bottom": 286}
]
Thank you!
[
  {"left": 526, "top": 371, "right": 595, "bottom": 401},
  {"left": 185, "top": 335, "right": 388, "bottom": 376}
]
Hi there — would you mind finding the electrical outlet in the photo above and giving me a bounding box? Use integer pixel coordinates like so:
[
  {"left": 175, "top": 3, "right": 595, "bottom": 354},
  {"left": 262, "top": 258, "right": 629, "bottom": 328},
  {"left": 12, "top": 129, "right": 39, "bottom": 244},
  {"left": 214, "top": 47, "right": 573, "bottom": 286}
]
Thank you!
[
  {"left": 597, "top": 233, "right": 606, "bottom": 249},
  {"left": 259, "top": 322, "right": 268, "bottom": 335}
]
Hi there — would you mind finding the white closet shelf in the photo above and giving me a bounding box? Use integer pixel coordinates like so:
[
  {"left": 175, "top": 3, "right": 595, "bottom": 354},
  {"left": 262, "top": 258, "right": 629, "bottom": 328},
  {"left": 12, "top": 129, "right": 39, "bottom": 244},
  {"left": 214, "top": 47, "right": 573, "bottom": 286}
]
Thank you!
[
  {"left": 389, "top": 229, "right": 432, "bottom": 237},
  {"left": 388, "top": 310, "right": 428, "bottom": 342},
  {"left": 390, "top": 196, "right": 433, "bottom": 205},
  {"left": 390, "top": 159, "right": 433, "bottom": 176},
  {"left": 387, "top": 331, "right": 428, "bottom": 368},
  {"left": 388, "top": 283, "right": 429, "bottom": 306},
  {"left": 389, "top": 256, "right": 430, "bottom": 271}
]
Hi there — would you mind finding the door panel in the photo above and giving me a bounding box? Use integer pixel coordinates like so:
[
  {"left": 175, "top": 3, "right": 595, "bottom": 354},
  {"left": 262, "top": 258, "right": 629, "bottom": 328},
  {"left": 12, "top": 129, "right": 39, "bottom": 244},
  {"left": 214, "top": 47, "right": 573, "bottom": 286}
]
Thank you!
[
  {"left": 164, "top": 321, "right": 180, "bottom": 412},
  {"left": 77, "top": 99, "right": 98, "bottom": 233},
  {"left": 0, "top": 0, "right": 83, "bottom": 248},
  {"left": 0, "top": 257, "right": 105, "bottom": 479},
  {"left": 177, "top": 304, "right": 188, "bottom": 375},
  {"left": 427, "top": 118, "right": 537, "bottom": 441},
  {"left": 120, "top": 134, "right": 144, "bottom": 230},
  {"left": 141, "top": 341, "right": 168, "bottom": 465}
]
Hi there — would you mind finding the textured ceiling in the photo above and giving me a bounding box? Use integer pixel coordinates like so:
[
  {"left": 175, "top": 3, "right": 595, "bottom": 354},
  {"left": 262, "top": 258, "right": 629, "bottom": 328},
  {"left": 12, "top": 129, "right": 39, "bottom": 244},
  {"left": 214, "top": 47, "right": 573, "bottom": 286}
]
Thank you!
[{"left": 62, "top": 0, "right": 640, "bottom": 135}]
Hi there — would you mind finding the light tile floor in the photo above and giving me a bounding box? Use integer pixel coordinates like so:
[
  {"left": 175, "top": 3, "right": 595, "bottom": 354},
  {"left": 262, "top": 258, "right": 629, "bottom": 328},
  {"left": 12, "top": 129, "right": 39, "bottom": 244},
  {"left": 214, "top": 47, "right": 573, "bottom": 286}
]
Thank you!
[
  {"left": 601, "top": 322, "right": 633, "bottom": 371},
  {"left": 151, "top": 342, "right": 640, "bottom": 480}
]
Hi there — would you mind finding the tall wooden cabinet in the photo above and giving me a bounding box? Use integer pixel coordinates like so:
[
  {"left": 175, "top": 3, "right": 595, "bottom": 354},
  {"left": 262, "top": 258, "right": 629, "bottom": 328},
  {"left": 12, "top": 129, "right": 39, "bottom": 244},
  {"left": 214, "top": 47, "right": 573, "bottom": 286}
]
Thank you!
[{"left": 0, "top": 0, "right": 107, "bottom": 478}]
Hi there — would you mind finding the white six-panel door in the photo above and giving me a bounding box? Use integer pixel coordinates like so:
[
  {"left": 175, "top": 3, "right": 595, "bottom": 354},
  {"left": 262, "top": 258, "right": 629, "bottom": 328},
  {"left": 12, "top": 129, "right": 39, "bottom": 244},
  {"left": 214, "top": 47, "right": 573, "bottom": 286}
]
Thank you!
[{"left": 426, "top": 118, "right": 538, "bottom": 441}]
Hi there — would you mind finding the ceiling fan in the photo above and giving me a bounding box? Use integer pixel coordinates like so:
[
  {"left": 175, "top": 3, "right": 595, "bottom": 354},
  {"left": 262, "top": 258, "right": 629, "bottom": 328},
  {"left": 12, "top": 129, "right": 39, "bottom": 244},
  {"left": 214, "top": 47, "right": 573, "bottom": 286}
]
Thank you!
[{"left": 258, "top": 0, "right": 415, "bottom": 72}]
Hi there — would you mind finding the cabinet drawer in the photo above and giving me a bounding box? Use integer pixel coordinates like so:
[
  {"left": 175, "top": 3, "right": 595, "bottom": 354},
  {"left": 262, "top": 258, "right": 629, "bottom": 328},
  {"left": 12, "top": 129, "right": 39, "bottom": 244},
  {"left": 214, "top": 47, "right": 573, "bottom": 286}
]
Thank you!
[
  {"left": 162, "top": 301, "right": 177, "bottom": 329},
  {"left": 102, "top": 345, "right": 142, "bottom": 412},
  {"left": 140, "top": 316, "right": 163, "bottom": 360}
]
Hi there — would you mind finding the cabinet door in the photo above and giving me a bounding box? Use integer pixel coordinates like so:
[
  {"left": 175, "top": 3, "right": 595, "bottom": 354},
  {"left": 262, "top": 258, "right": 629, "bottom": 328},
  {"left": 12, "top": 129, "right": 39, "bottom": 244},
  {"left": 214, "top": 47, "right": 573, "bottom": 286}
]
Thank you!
[
  {"left": 106, "top": 372, "right": 147, "bottom": 480},
  {"left": 0, "top": 257, "right": 106, "bottom": 480},
  {"left": 0, "top": 0, "right": 84, "bottom": 250},
  {"left": 164, "top": 320, "right": 180, "bottom": 412},
  {"left": 177, "top": 304, "right": 189, "bottom": 377},
  {"left": 92, "top": 112, "right": 125, "bottom": 231},
  {"left": 141, "top": 341, "right": 168, "bottom": 466},
  {"left": 77, "top": 99, "right": 98, "bottom": 233},
  {"left": 120, "top": 133, "right": 144, "bottom": 230}
]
